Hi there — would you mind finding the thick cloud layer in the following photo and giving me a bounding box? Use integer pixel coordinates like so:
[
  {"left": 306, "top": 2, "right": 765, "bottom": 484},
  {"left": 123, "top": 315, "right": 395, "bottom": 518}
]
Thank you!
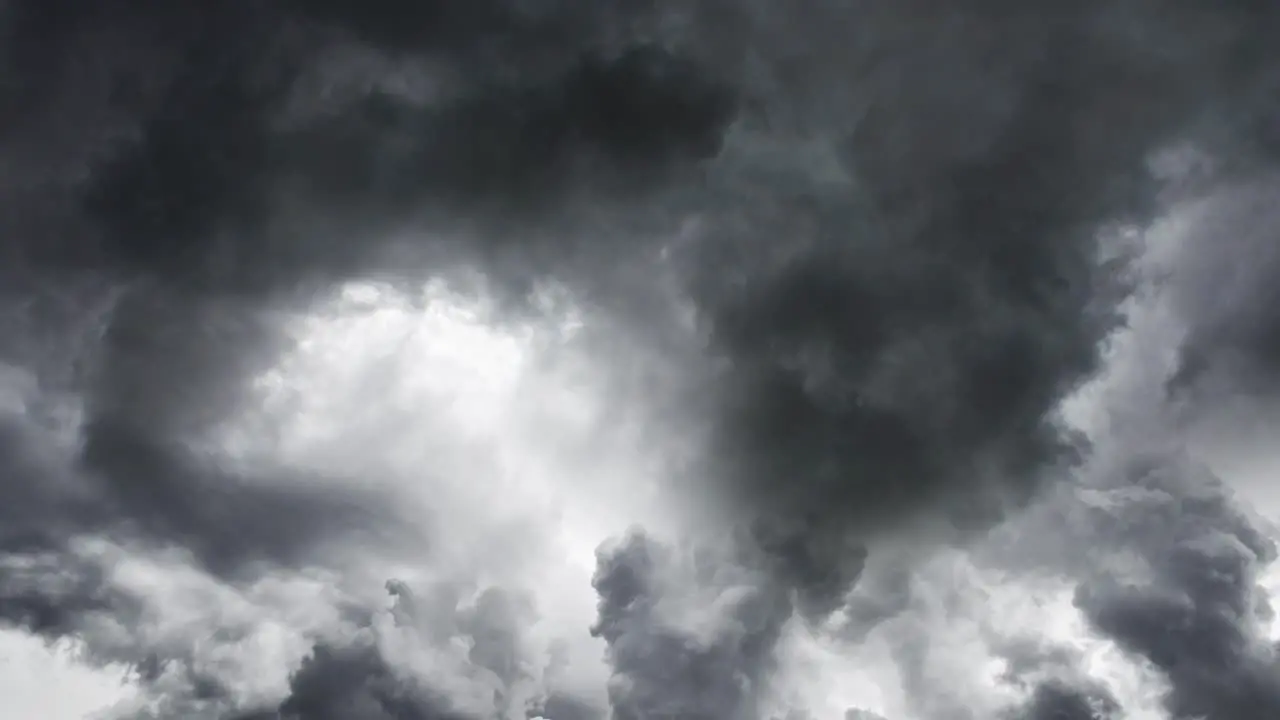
[{"left": 4, "top": 1, "right": 1280, "bottom": 719}]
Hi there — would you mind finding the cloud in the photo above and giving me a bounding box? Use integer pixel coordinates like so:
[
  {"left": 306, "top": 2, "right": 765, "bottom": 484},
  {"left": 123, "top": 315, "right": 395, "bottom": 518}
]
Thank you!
[
  {"left": 7, "top": 0, "right": 1275, "bottom": 570},
  {"left": 995, "top": 210, "right": 1280, "bottom": 720},
  {"left": 1066, "top": 163, "right": 1280, "bottom": 720},
  {"left": 1071, "top": 457, "right": 1280, "bottom": 719},
  {"left": 272, "top": 639, "right": 465, "bottom": 720},
  {"left": 5, "top": 1, "right": 1280, "bottom": 718},
  {"left": 1163, "top": 178, "right": 1280, "bottom": 398},
  {"left": 246, "top": 577, "right": 608, "bottom": 720},
  {"left": 0, "top": 628, "right": 137, "bottom": 720},
  {"left": 1008, "top": 680, "right": 1120, "bottom": 720},
  {"left": 0, "top": 280, "right": 620, "bottom": 716},
  {"left": 590, "top": 529, "right": 792, "bottom": 720}
]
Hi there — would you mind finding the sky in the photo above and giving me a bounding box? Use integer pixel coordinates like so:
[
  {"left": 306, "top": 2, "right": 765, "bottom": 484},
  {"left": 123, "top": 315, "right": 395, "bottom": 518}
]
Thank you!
[{"left": 2, "top": 2, "right": 1280, "bottom": 719}]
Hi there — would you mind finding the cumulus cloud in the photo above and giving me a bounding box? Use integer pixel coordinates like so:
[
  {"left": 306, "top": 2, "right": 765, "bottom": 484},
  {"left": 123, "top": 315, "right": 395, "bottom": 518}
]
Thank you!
[
  {"left": 1056, "top": 443, "right": 1280, "bottom": 720},
  {"left": 4, "top": 0, "right": 1280, "bottom": 719},
  {"left": 1060, "top": 227, "right": 1280, "bottom": 717},
  {"left": 590, "top": 529, "right": 793, "bottom": 720},
  {"left": 967, "top": 199, "right": 1280, "bottom": 719}
]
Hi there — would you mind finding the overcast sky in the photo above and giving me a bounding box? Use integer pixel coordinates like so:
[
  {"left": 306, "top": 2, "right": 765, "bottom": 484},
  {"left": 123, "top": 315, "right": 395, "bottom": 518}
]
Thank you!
[{"left": 3, "top": 2, "right": 1280, "bottom": 720}]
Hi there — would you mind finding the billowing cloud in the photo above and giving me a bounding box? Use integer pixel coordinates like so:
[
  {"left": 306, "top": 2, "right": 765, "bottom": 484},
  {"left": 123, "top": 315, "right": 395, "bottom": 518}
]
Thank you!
[
  {"left": 1067, "top": 339, "right": 1280, "bottom": 716},
  {"left": 590, "top": 529, "right": 792, "bottom": 720},
  {"left": 1009, "top": 680, "right": 1119, "bottom": 720},
  {"left": 4, "top": 1, "right": 1280, "bottom": 719}
]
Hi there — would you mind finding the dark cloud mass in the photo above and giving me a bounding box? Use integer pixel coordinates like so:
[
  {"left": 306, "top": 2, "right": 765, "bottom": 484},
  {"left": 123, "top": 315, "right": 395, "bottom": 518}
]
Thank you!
[
  {"left": 224, "top": 639, "right": 466, "bottom": 720},
  {"left": 3, "top": 0, "right": 1280, "bottom": 718},
  {"left": 273, "top": 640, "right": 463, "bottom": 720},
  {"left": 689, "top": 0, "right": 1277, "bottom": 554},
  {"left": 1074, "top": 456, "right": 1280, "bottom": 719},
  {"left": 1009, "top": 680, "right": 1119, "bottom": 720}
]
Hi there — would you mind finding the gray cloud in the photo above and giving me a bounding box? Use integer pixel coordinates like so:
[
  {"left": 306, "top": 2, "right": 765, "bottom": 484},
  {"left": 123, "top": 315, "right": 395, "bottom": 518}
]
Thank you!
[
  {"left": 249, "top": 580, "right": 601, "bottom": 720},
  {"left": 1050, "top": 158, "right": 1280, "bottom": 720},
  {"left": 1165, "top": 178, "right": 1280, "bottom": 399},
  {"left": 590, "top": 530, "right": 791, "bottom": 720},
  {"left": 272, "top": 640, "right": 466, "bottom": 720},
  {"left": 1073, "top": 456, "right": 1280, "bottom": 719},
  {"left": 842, "top": 712, "right": 889, "bottom": 720},
  {"left": 8, "top": 0, "right": 1275, "bottom": 573},
  {"left": 1007, "top": 680, "right": 1119, "bottom": 720},
  {"left": 4, "top": 1, "right": 1280, "bottom": 718},
  {"left": 77, "top": 410, "right": 415, "bottom": 578}
]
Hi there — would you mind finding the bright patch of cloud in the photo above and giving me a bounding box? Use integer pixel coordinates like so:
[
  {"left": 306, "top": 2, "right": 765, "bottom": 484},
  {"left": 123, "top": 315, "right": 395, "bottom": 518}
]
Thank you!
[
  {"left": 0, "top": 626, "right": 137, "bottom": 720},
  {"left": 206, "top": 277, "right": 699, "bottom": 708}
]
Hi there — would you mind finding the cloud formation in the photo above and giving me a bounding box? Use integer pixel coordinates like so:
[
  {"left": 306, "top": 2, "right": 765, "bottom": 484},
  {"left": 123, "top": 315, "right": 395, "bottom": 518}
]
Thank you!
[
  {"left": 590, "top": 530, "right": 792, "bottom": 720},
  {"left": 3, "top": 0, "right": 1280, "bottom": 719}
]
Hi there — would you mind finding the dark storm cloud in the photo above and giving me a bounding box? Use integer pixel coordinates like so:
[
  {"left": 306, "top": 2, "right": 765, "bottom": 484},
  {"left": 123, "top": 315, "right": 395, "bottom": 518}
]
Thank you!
[
  {"left": 746, "top": 515, "right": 870, "bottom": 623},
  {"left": 45, "top": 0, "right": 736, "bottom": 294},
  {"left": 691, "top": 0, "right": 1279, "bottom": 537},
  {"left": 590, "top": 530, "right": 792, "bottom": 720},
  {"left": 3, "top": 0, "right": 737, "bottom": 593},
  {"left": 0, "top": 293, "right": 417, "bottom": 582},
  {"left": 1074, "top": 456, "right": 1280, "bottom": 719},
  {"left": 1008, "top": 680, "right": 1119, "bottom": 720},
  {"left": 0, "top": 0, "right": 355, "bottom": 582},
  {"left": 77, "top": 415, "right": 414, "bottom": 578},
  {"left": 5, "top": 0, "right": 1280, "bottom": 718},
  {"left": 10, "top": 0, "right": 1276, "bottom": 578},
  {"left": 272, "top": 640, "right": 466, "bottom": 720},
  {"left": 530, "top": 694, "right": 604, "bottom": 720},
  {"left": 227, "top": 634, "right": 469, "bottom": 720}
]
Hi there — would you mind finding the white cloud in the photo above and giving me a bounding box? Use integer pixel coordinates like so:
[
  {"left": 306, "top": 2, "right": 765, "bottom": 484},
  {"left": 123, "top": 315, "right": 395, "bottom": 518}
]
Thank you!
[
  {"left": 202, "top": 276, "right": 702, "bottom": 710},
  {"left": 0, "top": 627, "right": 137, "bottom": 720}
]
